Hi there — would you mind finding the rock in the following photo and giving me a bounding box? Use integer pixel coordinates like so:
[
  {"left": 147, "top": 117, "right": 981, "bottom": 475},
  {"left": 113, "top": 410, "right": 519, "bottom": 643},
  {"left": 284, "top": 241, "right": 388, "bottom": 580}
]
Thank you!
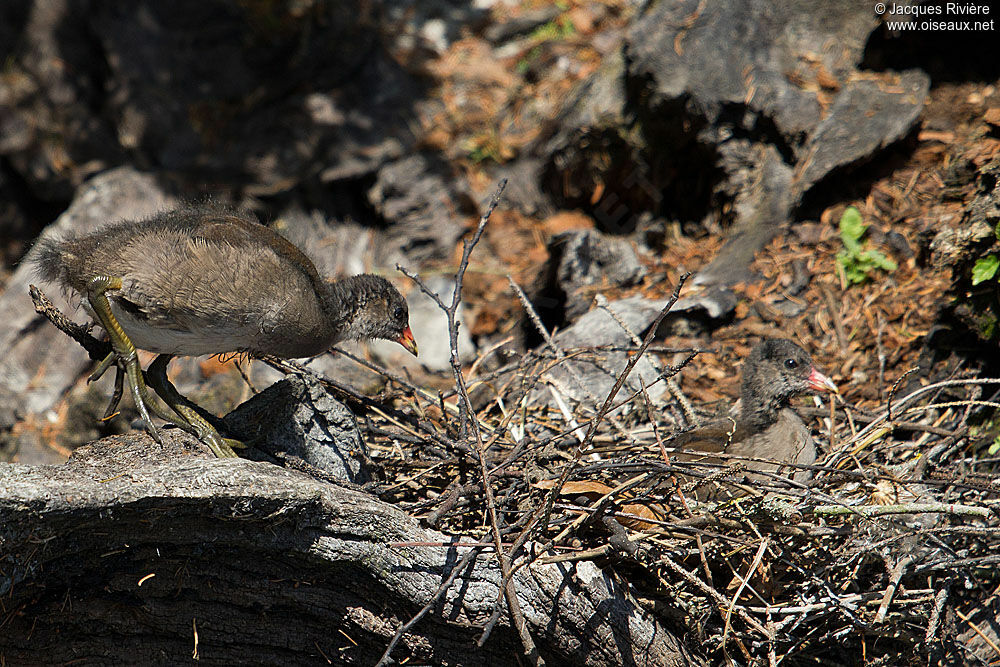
[
  {"left": 224, "top": 374, "right": 370, "bottom": 485},
  {"left": 0, "top": 168, "right": 175, "bottom": 430},
  {"left": 529, "top": 296, "right": 668, "bottom": 410},
  {"left": 367, "top": 153, "right": 475, "bottom": 263},
  {"left": 627, "top": 0, "right": 876, "bottom": 139},
  {"left": 793, "top": 70, "right": 929, "bottom": 192},
  {"left": 507, "top": 0, "right": 929, "bottom": 285},
  {"left": 545, "top": 229, "right": 647, "bottom": 321},
  {"left": 671, "top": 287, "right": 738, "bottom": 321},
  {"left": 628, "top": 0, "right": 928, "bottom": 286},
  {"left": 528, "top": 286, "right": 737, "bottom": 410}
]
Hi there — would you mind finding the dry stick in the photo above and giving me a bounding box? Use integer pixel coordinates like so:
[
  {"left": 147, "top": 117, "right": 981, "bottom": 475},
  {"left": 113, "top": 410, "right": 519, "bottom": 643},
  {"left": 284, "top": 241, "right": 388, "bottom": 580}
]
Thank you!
[
  {"left": 399, "top": 180, "right": 541, "bottom": 664},
  {"left": 723, "top": 538, "right": 772, "bottom": 646},
  {"left": 480, "top": 283, "right": 691, "bottom": 636},
  {"left": 374, "top": 546, "right": 483, "bottom": 667},
  {"left": 955, "top": 608, "right": 1000, "bottom": 660},
  {"left": 29, "top": 284, "right": 110, "bottom": 361},
  {"left": 924, "top": 585, "right": 949, "bottom": 643},
  {"left": 886, "top": 366, "right": 921, "bottom": 424},
  {"left": 874, "top": 555, "right": 913, "bottom": 625},
  {"left": 595, "top": 295, "right": 686, "bottom": 415},
  {"left": 506, "top": 278, "right": 635, "bottom": 446},
  {"left": 812, "top": 503, "right": 992, "bottom": 519},
  {"left": 658, "top": 554, "right": 769, "bottom": 636},
  {"left": 835, "top": 376, "right": 1000, "bottom": 461},
  {"left": 488, "top": 353, "right": 698, "bottom": 478},
  {"left": 333, "top": 347, "right": 462, "bottom": 418},
  {"left": 259, "top": 355, "right": 474, "bottom": 457},
  {"left": 532, "top": 274, "right": 690, "bottom": 543},
  {"left": 507, "top": 276, "right": 606, "bottom": 409}
]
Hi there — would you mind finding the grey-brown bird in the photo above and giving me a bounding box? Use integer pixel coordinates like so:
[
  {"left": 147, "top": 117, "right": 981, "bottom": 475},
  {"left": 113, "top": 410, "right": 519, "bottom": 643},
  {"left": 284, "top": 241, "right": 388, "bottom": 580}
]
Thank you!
[
  {"left": 33, "top": 204, "right": 418, "bottom": 457},
  {"left": 669, "top": 338, "right": 838, "bottom": 497}
]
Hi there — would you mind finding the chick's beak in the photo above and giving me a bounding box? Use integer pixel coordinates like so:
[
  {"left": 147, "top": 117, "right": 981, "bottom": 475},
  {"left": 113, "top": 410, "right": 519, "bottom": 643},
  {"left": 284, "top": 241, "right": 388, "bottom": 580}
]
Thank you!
[
  {"left": 397, "top": 326, "right": 418, "bottom": 357},
  {"left": 807, "top": 367, "right": 839, "bottom": 394}
]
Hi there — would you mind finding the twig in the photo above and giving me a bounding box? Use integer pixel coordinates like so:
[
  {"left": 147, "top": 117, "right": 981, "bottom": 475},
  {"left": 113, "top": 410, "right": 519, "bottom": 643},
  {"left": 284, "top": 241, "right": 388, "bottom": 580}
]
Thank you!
[
  {"left": 29, "top": 284, "right": 110, "bottom": 361},
  {"left": 374, "top": 545, "right": 483, "bottom": 667},
  {"left": 955, "top": 608, "right": 1000, "bottom": 660},
  {"left": 507, "top": 275, "right": 604, "bottom": 408},
  {"left": 723, "top": 538, "right": 771, "bottom": 645},
  {"left": 658, "top": 555, "right": 769, "bottom": 635},
  {"left": 532, "top": 274, "right": 690, "bottom": 541},
  {"left": 924, "top": 585, "right": 949, "bottom": 643},
  {"left": 812, "top": 503, "right": 991, "bottom": 519},
  {"left": 399, "top": 180, "right": 541, "bottom": 664},
  {"left": 874, "top": 555, "right": 913, "bottom": 624},
  {"left": 886, "top": 366, "right": 920, "bottom": 424}
]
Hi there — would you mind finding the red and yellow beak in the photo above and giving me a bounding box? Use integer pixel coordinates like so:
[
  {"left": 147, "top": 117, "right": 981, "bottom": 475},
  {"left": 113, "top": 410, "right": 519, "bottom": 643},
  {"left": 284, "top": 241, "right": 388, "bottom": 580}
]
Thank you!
[
  {"left": 397, "top": 326, "right": 418, "bottom": 356},
  {"left": 807, "top": 367, "right": 839, "bottom": 394}
]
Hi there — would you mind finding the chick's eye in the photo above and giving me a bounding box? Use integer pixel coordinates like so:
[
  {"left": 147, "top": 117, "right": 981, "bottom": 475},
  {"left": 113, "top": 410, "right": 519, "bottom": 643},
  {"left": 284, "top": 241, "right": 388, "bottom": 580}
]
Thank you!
[
  {"left": 393, "top": 306, "right": 406, "bottom": 321},
  {"left": 784, "top": 358, "right": 798, "bottom": 369}
]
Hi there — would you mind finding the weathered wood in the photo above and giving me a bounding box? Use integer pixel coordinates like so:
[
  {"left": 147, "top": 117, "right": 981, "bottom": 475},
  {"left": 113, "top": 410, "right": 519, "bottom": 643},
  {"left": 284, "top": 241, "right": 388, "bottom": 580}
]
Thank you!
[{"left": 0, "top": 433, "right": 699, "bottom": 666}]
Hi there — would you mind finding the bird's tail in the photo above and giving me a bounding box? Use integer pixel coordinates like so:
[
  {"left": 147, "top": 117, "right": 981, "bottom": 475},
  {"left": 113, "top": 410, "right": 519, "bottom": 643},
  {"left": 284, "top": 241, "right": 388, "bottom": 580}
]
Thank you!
[{"left": 29, "top": 236, "right": 69, "bottom": 283}]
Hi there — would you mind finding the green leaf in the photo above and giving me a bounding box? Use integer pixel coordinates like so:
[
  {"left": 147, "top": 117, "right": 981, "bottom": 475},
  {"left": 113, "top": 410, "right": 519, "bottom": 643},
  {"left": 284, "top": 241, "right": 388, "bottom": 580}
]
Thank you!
[
  {"left": 994, "top": 220, "right": 1000, "bottom": 240},
  {"left": 839, "top": 206, "right": 867, "bottom": 242},
  {"left": 989, "top": 435, "right": 1000, "bottom": 456},
  {"left": 867, "top": 250, "right": 898, "bottom": 272},
  {"left": 972, "top": 254, "right": 1000, "bottom": 285}
]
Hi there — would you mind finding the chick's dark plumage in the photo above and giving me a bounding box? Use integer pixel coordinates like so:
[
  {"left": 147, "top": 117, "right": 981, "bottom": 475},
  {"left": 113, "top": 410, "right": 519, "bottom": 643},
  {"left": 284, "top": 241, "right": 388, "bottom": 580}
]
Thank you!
[
  {"left": 34, "top": 205, "right": 417, "bottom": 359},
  {"left": 30, "top": 203, "right": 417, "bottom": 458}
]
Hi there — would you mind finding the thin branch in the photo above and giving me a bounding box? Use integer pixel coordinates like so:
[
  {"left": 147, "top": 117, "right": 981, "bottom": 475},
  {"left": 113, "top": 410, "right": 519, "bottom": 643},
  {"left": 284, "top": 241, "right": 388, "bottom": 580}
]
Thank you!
[
  {"left": 529, "top": 274, "right": 690, "bottom": 545},
  {"left": 398, "top": 180, "right": 540, "bottom": 664},
  {"left": 29, "top": 284, "right": 110, "bottom": 361}
]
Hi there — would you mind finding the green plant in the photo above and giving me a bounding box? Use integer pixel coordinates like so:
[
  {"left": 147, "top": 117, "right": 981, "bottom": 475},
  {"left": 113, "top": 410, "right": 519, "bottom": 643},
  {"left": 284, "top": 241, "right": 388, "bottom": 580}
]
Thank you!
[
  {"left": 970, "top": 221, "right": 1000, "bottom": 285},
  {"left": 835, "top": 206, "right": 897, "bottom": 286},
  {"left": 516, "top": 15, "right": 576, "bottom": 73}
]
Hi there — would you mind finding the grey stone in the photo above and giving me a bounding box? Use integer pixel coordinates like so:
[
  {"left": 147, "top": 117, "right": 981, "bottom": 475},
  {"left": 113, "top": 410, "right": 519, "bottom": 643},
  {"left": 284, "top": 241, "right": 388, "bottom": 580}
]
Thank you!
[
  {"left": 550, "top": 229, "right": 647, "bottom": 320},
  {"left": 530, "top": 295, "right": 669, "bottom": 410},
  {"left": 224, "top": 374, "right": 370, "bottom": 485},
  {"left": 506, "top": 0, "right": 929, "bottom": 286}
]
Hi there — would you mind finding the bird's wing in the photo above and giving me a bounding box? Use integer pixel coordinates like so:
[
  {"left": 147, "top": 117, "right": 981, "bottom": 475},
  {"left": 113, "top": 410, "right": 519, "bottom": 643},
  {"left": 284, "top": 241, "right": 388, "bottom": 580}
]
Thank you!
[{"left": 667, "top": 418, "right": 752, "bottom": 456}]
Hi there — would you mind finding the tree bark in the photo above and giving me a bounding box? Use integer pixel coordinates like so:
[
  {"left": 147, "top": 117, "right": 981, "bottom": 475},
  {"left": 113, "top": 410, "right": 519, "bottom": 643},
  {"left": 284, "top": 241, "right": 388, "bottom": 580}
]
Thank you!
[{"left": 0, "top": 433, "right": 700, "bottom": 666}]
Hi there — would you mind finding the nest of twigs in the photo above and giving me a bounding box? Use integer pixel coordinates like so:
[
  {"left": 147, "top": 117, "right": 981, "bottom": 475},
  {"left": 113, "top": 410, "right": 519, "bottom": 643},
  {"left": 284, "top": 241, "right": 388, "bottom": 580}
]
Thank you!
[
  {"left": 347, "top": 183, "right": 1000, "bottom": 665},
  {"left": 29, "top": 182, "right": 1000, "bottom": 665}
]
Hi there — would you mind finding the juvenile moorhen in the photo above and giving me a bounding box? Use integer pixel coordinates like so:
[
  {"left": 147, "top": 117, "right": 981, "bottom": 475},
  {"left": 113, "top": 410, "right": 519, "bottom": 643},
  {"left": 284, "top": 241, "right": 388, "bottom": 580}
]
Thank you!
[
  {"left": 669, "top": 338, "right": 838, "bottom": 496},
  {"left": 33, "top": 204, "right": 418, "bottom": 457}
]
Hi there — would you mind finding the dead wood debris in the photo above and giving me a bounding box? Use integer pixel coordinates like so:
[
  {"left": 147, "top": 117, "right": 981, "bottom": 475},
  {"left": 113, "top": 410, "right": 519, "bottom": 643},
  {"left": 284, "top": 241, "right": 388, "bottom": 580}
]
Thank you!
[
  {"left": 362, "top": 324, "right": 1000, "bottom": 663},
  {"left": 350, "top": 182, "right": 1000, "bottom": 664}
]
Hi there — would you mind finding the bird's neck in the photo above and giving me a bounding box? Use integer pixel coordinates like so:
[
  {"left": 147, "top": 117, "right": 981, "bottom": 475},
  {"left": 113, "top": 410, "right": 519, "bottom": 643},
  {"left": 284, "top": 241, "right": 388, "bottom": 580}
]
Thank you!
[
  {"left": 740, "top": 380, "right": 786, "bottom": 432},
  {"left": 322, "top": 277, "right": 362, "bottom": 334}
]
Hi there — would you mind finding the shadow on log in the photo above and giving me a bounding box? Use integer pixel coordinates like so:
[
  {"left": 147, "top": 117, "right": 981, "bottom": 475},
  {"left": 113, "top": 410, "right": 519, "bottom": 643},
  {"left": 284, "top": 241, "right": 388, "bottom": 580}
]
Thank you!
[{"left": 0, "top": 433, "right": 699, "bottom": 666}]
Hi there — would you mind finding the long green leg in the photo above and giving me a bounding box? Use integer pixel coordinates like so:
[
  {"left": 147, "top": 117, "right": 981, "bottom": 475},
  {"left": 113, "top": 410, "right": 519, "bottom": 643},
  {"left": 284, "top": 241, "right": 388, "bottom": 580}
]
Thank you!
[
  {"left": 86, "top": 276, "right": 162, "bottom": 444},
  {"left": 146, "top": 354, "right": 245, "bottom": 458},
  {"left": 100, "top": 363, "right": 126, "bottom": 420},
  {"left": 88, "top": 351, "right": 125, "bottom": 420}
]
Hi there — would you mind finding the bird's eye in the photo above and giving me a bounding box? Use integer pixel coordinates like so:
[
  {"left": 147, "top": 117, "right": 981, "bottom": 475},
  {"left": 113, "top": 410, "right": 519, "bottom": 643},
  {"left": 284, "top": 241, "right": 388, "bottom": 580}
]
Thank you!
[
  {"left": 393, "top": 306, "right": 405, "bottom": 320},
  {"left": 784, "top": 358, "right": 798, "bottom": 369}
]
